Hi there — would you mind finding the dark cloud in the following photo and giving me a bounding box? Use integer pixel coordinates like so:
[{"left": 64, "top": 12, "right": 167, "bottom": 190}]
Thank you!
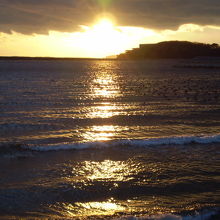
[
  {"left": 0, "top": 0, "right": 101, "bottom": 34},
  {"left": 112, "top": 0, "right": 220, "bottom": 29},
  {"left": 0, "top": 0, "right": 219, "bottom": 34}
]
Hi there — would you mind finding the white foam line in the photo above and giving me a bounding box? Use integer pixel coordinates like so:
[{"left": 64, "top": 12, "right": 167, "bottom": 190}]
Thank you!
[
  {"left": 22, "top": 134, "right": 220, "bottom": 152},
  {"left": 114, "top": 209, "right": 219, "bottom": 220},
  {"left": 122, "top": 134, "right": 220, "bottom": 147}
]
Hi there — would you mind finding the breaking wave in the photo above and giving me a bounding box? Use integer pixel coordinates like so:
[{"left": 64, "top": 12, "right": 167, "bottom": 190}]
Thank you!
[
  {"left": 114, "top": 209, "right": 220, "bottom": 220},
  {"left": 25, "top": 134, "right": 220, "bottom": 152},
  {"left": 1, "top": 134, "right": 219, "bottom": 156}
]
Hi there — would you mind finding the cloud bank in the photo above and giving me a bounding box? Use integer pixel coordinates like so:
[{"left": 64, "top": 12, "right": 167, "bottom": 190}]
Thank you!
[{"left": 0, "top": 0, "right": 220, "bottom": 34}]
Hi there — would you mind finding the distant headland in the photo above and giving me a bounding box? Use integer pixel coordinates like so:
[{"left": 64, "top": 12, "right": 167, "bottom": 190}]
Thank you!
[
  {"left": 1, "top": 41, "right": 220, "bottom": 61},
  {"left": 117, "top": 41, "right": 220, "bottom": 59}
]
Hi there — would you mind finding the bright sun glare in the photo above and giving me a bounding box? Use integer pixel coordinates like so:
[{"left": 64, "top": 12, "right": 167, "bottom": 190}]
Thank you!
[
  {"left": 74, "top": 17, "right": 158, "bottom": 58},
  {"left": 1, "top": 16, "right": 160, "bottom": 58},
  {"left": 94, "top": 18, "right": 114, "bottom": 31},
  {"left": 77, "top": 17, "right": 125, "bottom": 57}
]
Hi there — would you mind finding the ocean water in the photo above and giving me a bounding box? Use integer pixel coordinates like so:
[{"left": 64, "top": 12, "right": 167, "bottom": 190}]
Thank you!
[{"left": 0, "top": 59, "right": 219, "bottom": 219}]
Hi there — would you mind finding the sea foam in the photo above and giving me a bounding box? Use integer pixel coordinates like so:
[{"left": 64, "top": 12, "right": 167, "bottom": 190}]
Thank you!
[
  {"left": 114, "top": 209, "right": 219, "bottom": 220},
  {"left": 22, "top": 134, "right": 220, "bottom": 152}
]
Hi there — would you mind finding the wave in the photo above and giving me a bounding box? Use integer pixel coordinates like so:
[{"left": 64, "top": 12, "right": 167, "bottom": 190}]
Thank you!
[
  {"left": 114, "top": 209, "right": 220, "bottom": 220},
  {"left": 1, "top": 134, "right": 220, "bottom": 155},
  {"left": 23, "top": 134, "right": 220, "bottom": 152}
]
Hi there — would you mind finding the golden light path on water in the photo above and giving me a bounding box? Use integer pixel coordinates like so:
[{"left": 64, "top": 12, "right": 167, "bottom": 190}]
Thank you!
[
  {"left": 60, "top": 158, "right": 179, "bottom": 217},
  {"left": 82, "top": 125, "right": 117, "bottom": 141},
  {"left": 82, "top": 62, "right": 124, "bottom": 142},
  {"left": 62, "top": 199, "right": 126, "bottom": 217},
  {"left": 60, "top": 63, "right": 180, "bottom": 217},
  {"left": 81, "top": 160, "right": 134, "bottom": 181},
  {"left": 91, "top": 68, "right": 120, "bottom": 98},
  {"left": 88, "top": 103, "right": 118, "bottom": 118},
  {"left": 62, "top": 63, "right": 133, "bottom": 216},
  {"left": 62, "top": 160, "right": 140, "bottom": 217}
]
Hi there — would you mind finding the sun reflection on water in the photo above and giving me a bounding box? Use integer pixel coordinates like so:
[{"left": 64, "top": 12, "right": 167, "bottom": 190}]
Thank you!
[
  {"left": 90, "top": 65, "right": 121, "bottom": 99},
  {"left": 87, "top": 102, "right": 118, "bottom": 118},
  {"left": 75, "top": 199, "right": 125, "bottom": 216},
  {"left": 82, "top": 65, "right": 124, "bottom": 142},
  {"left": 82, "top": 160, "right": 133, "bottom": 181},
  {"left": 81, "top": 125, "right": 117, "bottom": 141},
  {"left": 60, "top": 199, "right": 125, "bottom": 217}
]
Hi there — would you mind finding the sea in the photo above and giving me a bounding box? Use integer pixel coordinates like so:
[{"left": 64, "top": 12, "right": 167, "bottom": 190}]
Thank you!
[{"left": 0, "top": 59, "right": 219, "bottom": 219}]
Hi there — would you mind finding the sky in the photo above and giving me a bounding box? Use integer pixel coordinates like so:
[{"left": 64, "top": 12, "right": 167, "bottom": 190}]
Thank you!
[{"left": 0, "top": 0, "right": 220, "bottom": 58}]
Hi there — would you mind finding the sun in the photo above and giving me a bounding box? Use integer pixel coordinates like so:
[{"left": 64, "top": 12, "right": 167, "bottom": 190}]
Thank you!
[
  {"left": 33, "top": 16, "right": 158, "bottom": 58},
  {"left": 74, "top": 17, "right": 130, "bottom": 58},
  {"left": 93, "top": 18, "right": 114, "bottom": 31}
]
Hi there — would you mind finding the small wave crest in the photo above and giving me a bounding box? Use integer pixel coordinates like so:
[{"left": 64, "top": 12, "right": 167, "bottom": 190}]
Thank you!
[
  {"left": 114, "top": 209, "right": 220, "bottom": 220},
  {"left": 22, "top": 134, "right": 220, "bottom": 152},
  {"left": 1, "top": 134, "right": 220, "bottom": 156}
]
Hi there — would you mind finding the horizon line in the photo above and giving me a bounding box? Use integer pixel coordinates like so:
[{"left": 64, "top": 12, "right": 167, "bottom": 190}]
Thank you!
[{"left": 0, "top": 56, "right": 116, "bottom": 60}]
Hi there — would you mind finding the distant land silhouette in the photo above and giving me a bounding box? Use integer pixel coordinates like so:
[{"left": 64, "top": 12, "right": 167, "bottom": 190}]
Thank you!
[
  {"left": 1, "top": 41, "right": 220, "bottom": 60},
  {"left": 117, "top": 41, "right": 220, "bottom": 59}
]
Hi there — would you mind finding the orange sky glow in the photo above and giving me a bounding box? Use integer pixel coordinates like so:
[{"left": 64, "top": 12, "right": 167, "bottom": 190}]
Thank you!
[{"left": 0, "top": 15, "right": 220, "bottom": 58}]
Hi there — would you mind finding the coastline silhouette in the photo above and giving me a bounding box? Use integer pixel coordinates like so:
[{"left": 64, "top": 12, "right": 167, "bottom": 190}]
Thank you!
[{"left": 117, "top": 41, "right": 220, "bottom": 59}]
